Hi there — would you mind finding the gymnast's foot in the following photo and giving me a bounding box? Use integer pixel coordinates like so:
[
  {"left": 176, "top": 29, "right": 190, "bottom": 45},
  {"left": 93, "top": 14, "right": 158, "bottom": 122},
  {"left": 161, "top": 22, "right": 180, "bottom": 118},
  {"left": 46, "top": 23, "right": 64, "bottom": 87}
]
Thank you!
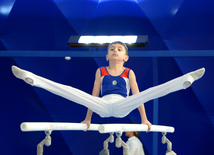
[
  {"left": 189, "top": 68, "right": 205, "bottom": 81},
  {"left": 11, "top": 66, "right": 34, "bottom": 85},
  {"left": 184, "top": 68, "right": 205, "bottom": 88}
]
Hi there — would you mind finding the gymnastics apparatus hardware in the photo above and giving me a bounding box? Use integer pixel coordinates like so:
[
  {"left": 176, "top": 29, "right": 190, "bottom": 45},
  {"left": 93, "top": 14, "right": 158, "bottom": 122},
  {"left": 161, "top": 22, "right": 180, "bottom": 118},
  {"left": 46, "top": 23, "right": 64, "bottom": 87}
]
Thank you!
[
  {"left": 162, "top": 132, "right": 177, "bottom": 155},
  {"left": 20, "top": 122, "right": 176, "bottom": 155},
  {"left": 37, "top": 130, "right": 52, "bottom": 155}
]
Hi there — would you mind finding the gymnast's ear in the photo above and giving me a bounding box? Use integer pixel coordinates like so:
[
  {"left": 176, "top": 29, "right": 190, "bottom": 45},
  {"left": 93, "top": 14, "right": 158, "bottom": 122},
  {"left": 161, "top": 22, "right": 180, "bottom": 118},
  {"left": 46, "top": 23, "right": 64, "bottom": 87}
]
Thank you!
[
  {"left": 123, "top": 55, "right": 129, "bottom": 62},
  {"left": 106, "top": 55, "right": 109, "bottom": 61}
]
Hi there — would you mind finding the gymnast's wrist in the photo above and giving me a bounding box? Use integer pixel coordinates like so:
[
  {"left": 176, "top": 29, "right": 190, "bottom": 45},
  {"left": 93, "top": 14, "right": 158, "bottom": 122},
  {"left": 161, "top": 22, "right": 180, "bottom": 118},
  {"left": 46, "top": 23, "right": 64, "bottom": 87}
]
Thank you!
[{"left": 141, "top": 121, "right": 150, "bottom": 124}]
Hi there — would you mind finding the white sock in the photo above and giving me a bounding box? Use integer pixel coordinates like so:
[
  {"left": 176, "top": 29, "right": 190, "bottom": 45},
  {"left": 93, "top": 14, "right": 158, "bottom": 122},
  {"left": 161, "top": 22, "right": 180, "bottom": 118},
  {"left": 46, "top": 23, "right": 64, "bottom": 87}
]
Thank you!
[
  {"left": 188, "top": 68, "right": 205, "bottom": 81},
  {"left": 12, "top": 66, "right": 34, "bottom": 85}
]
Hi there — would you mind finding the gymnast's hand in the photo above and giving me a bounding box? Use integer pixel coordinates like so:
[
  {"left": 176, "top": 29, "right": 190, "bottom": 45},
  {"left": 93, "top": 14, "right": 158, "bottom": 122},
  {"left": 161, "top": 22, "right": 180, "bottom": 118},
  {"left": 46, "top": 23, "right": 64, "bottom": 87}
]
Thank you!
[
  {"left": 81, "top": 120, "right": 91, "bottom": 131},
  {"left": 142, "top": 121, "right": 152, "bottom": 133}
]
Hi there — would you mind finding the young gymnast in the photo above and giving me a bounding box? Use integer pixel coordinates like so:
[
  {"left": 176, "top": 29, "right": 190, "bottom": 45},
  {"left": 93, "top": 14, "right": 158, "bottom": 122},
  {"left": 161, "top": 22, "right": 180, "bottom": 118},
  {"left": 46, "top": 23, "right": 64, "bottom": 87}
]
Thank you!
[{"left": 12, "top": 41, "right": 205, "bottom": 132}]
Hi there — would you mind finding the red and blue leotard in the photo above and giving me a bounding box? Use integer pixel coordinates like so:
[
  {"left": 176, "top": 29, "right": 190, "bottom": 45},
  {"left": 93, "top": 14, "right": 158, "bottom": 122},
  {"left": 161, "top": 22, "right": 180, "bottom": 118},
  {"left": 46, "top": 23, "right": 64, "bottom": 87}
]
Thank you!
[{"left": 100, "top": 67, "right": 131, "bottom": 98}]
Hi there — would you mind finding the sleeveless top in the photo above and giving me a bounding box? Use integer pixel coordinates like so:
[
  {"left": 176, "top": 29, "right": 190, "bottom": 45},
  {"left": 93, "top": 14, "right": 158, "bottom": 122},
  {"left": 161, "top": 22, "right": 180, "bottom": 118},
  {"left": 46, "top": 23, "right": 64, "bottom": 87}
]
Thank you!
[{"left": 100, "top": 67, "right": 131, "bottom": 97}]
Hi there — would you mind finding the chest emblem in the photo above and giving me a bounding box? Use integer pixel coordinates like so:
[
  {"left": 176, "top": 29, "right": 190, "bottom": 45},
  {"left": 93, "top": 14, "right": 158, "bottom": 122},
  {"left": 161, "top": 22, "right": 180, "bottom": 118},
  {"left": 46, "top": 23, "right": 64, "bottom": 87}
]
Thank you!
[{"left": 112, "top": 80, "right": 117, "bottom": 85}]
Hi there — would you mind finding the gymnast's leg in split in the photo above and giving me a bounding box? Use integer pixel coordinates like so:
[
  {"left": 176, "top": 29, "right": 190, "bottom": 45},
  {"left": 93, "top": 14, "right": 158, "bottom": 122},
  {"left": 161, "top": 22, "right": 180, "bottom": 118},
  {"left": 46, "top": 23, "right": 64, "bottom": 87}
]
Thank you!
[
  {"left": 11, "top": 66, "right": 110, "bottom": 116},
  {"left": 12, "top": 66, "right": 205, "bottom": 118},
  {"left": 112, "top": 68, "right": 205, "bottom": 117}
]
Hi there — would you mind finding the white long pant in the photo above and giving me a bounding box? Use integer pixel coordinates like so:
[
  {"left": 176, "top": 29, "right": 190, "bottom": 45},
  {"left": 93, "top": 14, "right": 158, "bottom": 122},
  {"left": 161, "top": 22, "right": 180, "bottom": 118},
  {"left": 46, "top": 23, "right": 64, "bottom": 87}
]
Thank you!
[{"left": 21, "top": 71, "right": 194, "bottom": 118}]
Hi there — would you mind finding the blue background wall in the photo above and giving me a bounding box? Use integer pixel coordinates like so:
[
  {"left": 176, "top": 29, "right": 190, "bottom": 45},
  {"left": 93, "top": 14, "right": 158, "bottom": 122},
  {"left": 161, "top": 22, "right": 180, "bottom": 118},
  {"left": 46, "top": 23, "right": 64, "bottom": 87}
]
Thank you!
[{"left": 0, "top": 0, "right": 214, "bottom": 155}]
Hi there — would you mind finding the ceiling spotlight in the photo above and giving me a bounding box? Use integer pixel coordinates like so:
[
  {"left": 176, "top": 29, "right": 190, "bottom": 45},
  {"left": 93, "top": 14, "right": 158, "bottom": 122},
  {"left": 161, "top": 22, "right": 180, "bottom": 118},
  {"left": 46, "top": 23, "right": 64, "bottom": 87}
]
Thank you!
[
  {"left": 78, "top": 35, "right": 137, "bottom": 44},
  {"left": 68, "top": 35, "right": 148, "bottom": 48}
]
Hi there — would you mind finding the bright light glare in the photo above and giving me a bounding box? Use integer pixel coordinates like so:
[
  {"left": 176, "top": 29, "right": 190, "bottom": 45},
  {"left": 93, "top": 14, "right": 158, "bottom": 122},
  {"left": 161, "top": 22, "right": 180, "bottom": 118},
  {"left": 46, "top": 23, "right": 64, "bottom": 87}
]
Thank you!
[
  {"left": 78, "top": 36, "right": 138, "bottom": 44},
  {"left": 78, "top": 36, "right": 94, "bottom": 44},
  {"left": 0, "top": 4, "right": 13, "bottom": 15},
  {"left": 108, "top": 36, "right": 124, "bottom": 43},
  {"left": 93, "top": 36, "right": 109, "bottom": 44},
  {"left": 123, "top": 36, "right": 137, "bottom": 43},
  {"left": 172, "top": 9, "right": 179, "bottom": 15}
]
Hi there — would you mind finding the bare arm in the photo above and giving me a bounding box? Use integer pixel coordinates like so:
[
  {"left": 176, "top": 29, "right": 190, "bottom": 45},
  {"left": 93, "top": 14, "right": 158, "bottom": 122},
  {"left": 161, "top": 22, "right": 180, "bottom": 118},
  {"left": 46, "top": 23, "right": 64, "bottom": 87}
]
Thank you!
[
  {"left": 129, "top": 70, "right": 152, "bottom": 132},
  {"left": 82, "top": 68, "right": 101, "bottom": 131}
]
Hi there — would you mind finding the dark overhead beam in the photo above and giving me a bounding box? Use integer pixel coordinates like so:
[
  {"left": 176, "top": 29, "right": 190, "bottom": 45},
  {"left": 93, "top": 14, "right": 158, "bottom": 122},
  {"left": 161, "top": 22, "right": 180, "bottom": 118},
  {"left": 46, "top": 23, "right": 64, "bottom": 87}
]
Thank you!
[{"left": 0, "top": 50, "right": 214, "bottom": 57}]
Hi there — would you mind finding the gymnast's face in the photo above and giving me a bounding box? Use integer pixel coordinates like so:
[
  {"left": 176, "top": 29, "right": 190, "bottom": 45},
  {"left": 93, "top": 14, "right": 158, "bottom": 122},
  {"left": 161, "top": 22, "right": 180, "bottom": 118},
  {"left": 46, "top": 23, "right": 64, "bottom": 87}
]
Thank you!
[{"left": 106, "top": 43, "right": 129, "bottom": 62}]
